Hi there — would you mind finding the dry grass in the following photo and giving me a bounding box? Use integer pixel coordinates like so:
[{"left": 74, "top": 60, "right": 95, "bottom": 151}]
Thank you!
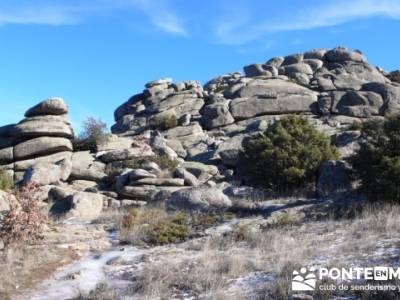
[
  {"left": 126, "top": 203, "right": 400, "bottom": 299},
  {"left": 0, "top": 169, "right": 13, "bottom": 191},
  {"left": 0, "top": 246, "right": 77, "bottom": 299}
]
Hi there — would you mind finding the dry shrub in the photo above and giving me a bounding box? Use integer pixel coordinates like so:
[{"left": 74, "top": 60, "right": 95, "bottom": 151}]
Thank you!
[
  {"left": 73, "top": 117, "right": 109, "bottom": 152},
  {"left": 120, "top": 208, "right": 190, "bottom": 246},
  {"left": 0, "top": 183, "right": 47, "bottom": 247}
]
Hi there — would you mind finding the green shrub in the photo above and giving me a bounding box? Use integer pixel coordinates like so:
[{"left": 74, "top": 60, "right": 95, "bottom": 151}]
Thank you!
[
  {"left": 241, "top": 115, "right": 339, "bottom": 192},
  {"left": 0, "top": 169, "right": 13, "bottom": 191},
  {"left": 120, "top": 208, "right": 190, "bottom": 245},
  {"left": 386, "top": 71, "right": 400, "bottom": 83},
  {"left": 350, "top": 114, "right": 400, "bottom": 202},
  {"left": 73, "top": 117, "right": 109, "bottom": 152},
  {"left": 347, "top": 120, "right": 363, "bottom": 131}
]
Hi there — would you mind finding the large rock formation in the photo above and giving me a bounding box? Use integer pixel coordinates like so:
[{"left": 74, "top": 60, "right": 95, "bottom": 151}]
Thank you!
[
  {"left": 0, "top": 98, "right": 74, "bottom": 183},
  {"left": 1, "top": 46, "right": 398, "bottom": 211},
  {"left": 111, "top": 47, "right": 400, "bottom": 175}
]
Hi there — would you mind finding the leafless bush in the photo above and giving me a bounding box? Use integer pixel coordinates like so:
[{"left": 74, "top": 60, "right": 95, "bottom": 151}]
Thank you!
[
  {"left": 73, "top": 117, "right": 109, "bottom": 152},
  {"left": 0, "top": 183, "right": 47, "bottom": 247}
]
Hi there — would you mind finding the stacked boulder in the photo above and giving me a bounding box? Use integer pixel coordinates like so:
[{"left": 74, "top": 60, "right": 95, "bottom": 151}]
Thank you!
[{"left": 0, "top": 98, "right": 74, "bottom": 184}]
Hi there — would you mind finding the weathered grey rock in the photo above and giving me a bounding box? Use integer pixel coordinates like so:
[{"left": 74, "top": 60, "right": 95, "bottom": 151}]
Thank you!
[
  {"left": 265, "top": 56, "right": 284, "bottom": 67},
  {"left": 243, "top": 64, "right": 270, "bottom": 77},
  {"left": 214, "top": 134, "right": 247, "bottom": 167},
  {"left": 0, "top": 147, "right": 13, "bottom": 163},
  {"left": 151, "top": 134, "right": 179, "bottom": 160},
  {"left": 48, "top": 185, "right": 77, "bottom": 203},
  {"left": 330, "top": 91, "right": 384, "bottom": 117},
  {"left": 317, "top": 160, "right": 353, "bottom": 198},
  {"left": 129, "top": 169, "right": 157, "bottom": 181},
  {"left": 202, "top": 102, "right": 235, "bottom": 129},
  {"left": 98, "top": 147, "right": 154, "bottom": 163},
  {"left": 166, "top": 139, "right": 187, "bottom": 158},
  {"left": 282, "top": 63, "right": 313, "bottom": 75},
  {"left": 120, "top": 199, "right": 146, "bottom": 207},
  {"left": 65, "top": 192, "right": 104, "bottom": 221},
  {"left": 325, "top": 47, "right": 366, "bottom": 63},
  {"left": 13, "top": 137, "right": 73, "bottom": 160},
  {"left": 96, "top": 135, "right": 133, "bottom": 151},
  {"left": 25, "top": 98, "right": 68, "bottom": 117},
  {"left": 117, "top": 185, "right": 157, "bottom": 200},
  {"left": 362, "top": 82, "right": 400, "bottom": 115},
  {"left": 14, "top": 151, "right": 72, "bottom": 171},
  {"left": 0, "top": 190, "right": 11, "bottom": 212},
  {"left": 281, "top": 53, "right": 303, "bottom": 66},
  {"left": 12, "top": 115, "right": 73, "bottom": 138},
  {"left": 156, "top": 94, "right": 204, "bottom": 116},
  {"left": 174, "top": 167, "right": 199, "bottom": 186},
  {"left": 141, "top": 161, "right": 161, "bottom": 172},
  {"left": 317, "top": 94, "right": 332, "bottom": 115},
  {"left": 131, "top": 178, "right": 184, "bottom": 186},
  {"left": 22, "top": 159, "right": 72, "bottom": 186},
  {"left": 71, "top": 151, "right": 107, "bottom": 181},
  {"left": 230, "top": 79, "right": 318, "bottom": 120},
  {"left": 145, "top": 77, "right": 172, "bottom": 88},
  {"left": 166, "top": 187, "right": 232, "bottom": 212},
  {"left": 163, "top": 123, "right": 203, "bottom": 140},
  {"left": 303, "top": 58, "right": 324, "bottom": 71},
  {"left": 178, "top": 113, "right": 191, "bottom": 126},
  {"left": 70, "top": 180, "right": 98, "bottom": 191},
  {"left": 304, "top": 48, "right": 327, "bottom": 60},
  {"left": 288, "top": 72, "right": 311, "bottom": 85},
  {"left": 230, "top": 94, "right": 316, "bottom": 120},
  {"left": 180, "top": 161, "right": 219, "bottom": 177}
]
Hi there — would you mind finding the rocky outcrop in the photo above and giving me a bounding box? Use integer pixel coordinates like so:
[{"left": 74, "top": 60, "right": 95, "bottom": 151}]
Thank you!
[
  {"left": 1, "top": 46, "right": 394, "bottom": 209},
  {"left": 110, "top": 47, "right": 397, "bottom": 177},
  {"left": 0, "top": 98, "right": 74, "bottom": 183}
]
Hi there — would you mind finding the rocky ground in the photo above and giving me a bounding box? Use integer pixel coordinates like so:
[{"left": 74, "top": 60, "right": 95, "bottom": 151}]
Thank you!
[{"left": 3, "top": 200, "right": 400, "bottom": 300}]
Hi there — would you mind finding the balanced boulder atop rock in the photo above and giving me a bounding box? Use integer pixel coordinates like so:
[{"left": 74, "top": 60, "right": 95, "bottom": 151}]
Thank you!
[{"left": 25, "top": 97, "right": 69, "bottom": 117}]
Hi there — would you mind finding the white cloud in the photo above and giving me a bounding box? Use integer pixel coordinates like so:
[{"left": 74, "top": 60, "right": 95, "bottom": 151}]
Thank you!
[
  {"left": 0, "top": 4, "right": 81, "bottom": 26},
  {"left": 131, "top": 0, "right": 187, "bottom": 36},
  {"left": 0, "top": 0, "right": 188, "bottom": 36},
  {"left": 215, "top": 0, "right": 400, "bottom": 45}
]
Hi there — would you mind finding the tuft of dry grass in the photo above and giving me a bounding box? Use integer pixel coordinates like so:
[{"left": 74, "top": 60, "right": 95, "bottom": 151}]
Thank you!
[{"left": 0, "top": 169, "right": 13, "bottom": 191}]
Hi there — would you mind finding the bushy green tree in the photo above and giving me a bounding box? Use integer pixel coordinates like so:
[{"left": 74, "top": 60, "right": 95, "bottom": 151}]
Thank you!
[
  {"left": 241, "top": 115, "right": 338, "bottom": 192},
  {"left": 350, "top": 114, "right": 400, "bottom": 202}
]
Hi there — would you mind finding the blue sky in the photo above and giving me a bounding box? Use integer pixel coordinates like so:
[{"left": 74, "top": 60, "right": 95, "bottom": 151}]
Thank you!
[{"left": 0, "top": 0, "right": 400, "bottom": 132}]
